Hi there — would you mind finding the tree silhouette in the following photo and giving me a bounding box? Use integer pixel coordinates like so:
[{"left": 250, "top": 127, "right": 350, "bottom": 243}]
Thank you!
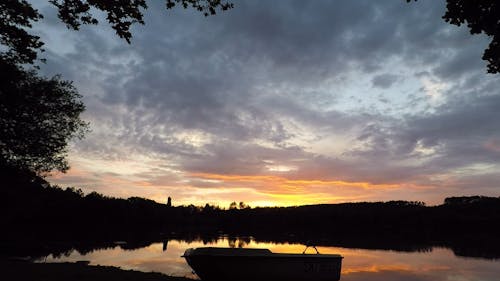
[
  {"left": 442, "top": 0, "right": 499, "bottom": 73},
  {"left": 408, "top": 0, "right": 500, "bottom": 74},
  {"left": 0, "top": 59, "right": 88, "bottom": 175},
  {"left": 1, "top": 0, "right": 233, "bottom": 66},
  {"left": 1, "top": 0, "right": 232, "bottom": 179},
  {"left": 0, "top": 0, "right": 44, "bottom": 65},
  {"left": 229, "top": 201, "right": 237, "bottom": 210}
]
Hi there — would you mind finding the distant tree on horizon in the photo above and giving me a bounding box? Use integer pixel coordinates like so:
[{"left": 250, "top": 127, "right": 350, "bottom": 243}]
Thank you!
[
  {"left": 239, "top": 201, "right": 250, "bottom": 209},
  {"left": 229, "top": 201, "right": 237, "bottom": 210}
]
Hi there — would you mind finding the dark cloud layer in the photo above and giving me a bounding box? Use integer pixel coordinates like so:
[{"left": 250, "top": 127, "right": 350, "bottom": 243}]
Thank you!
[{"left": 34, "top": 0, "right": 500, "bottom": 203}]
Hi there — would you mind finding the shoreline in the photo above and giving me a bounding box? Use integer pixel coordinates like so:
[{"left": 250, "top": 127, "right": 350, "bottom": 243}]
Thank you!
[{"left": 0, "top": 259, "right": 195, "bottom": 281}]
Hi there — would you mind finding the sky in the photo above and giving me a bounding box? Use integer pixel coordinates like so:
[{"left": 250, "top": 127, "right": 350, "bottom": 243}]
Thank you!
[{"left": 31, "top": 0, "right": 500, "bottom": 207}]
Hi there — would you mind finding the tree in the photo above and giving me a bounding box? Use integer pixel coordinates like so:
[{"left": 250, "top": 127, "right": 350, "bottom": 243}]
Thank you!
[
  {"left": 0, "top": 59, "right": 88, "bottom": 175},
  {"left": 0, "top": 0, "right": 231, "bottom": 178},
  {"left": 229, "top": 201, "right": 237, "bottom": 210},
  {"left": 1, "top": 0, "right": 233, "bottom": 66},
  {"left": 442, "top": 0, "right": 499, "bottom": 73},
  {"left": 408, "top": 0, "right": 500, "bottom": 74},
  {"left": 239, "top": 201, "right": 249, "bottom": 209},
  {"left": 0, "top": 0, "right": 44, "bottom": 65}
]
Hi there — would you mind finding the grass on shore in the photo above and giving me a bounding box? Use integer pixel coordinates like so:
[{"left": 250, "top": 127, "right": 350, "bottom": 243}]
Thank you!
[{"left": 0, "top": 259, "right": 194, "bottom": 281}]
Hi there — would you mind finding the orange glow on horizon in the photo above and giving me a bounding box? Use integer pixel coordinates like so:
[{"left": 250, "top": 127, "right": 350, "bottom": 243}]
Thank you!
[
  {"left": 183, "top": 172, "right": 402, "bottom": 206},
  {"left": 49, "top": 162, "right": 440, "bottom": 208},
  {"left": 190, "top": 172, "right": 400, "bottom": 191}
]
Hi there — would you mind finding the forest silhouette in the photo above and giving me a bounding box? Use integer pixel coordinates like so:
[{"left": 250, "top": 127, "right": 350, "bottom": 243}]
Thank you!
[{"left": 2, "top": 165, "right": 500, "bottom": 261}]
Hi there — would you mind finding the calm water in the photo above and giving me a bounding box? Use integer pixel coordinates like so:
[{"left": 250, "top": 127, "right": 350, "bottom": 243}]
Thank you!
[{"left": 40, "top": 237, "right": 500, "bottom": 281}]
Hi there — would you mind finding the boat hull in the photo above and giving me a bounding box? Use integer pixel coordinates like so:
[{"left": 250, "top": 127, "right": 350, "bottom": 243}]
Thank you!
[{"left": 183, "top": 248, "right": 343, "bottom": 281}]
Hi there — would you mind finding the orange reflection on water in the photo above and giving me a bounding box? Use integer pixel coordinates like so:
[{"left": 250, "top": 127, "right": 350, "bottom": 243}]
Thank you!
[{"left": 42, "top": 238, "right": 500, "bottom": 281}]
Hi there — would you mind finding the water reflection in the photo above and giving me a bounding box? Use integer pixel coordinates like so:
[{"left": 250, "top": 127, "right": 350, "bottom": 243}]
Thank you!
[{"left": 40, "top": 237, "right": 500, "bottom": 281}]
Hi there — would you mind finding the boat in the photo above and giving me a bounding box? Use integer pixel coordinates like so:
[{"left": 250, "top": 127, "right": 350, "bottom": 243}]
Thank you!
[{"left": 182, "top": 247, "right": 343, "bottom": 281}]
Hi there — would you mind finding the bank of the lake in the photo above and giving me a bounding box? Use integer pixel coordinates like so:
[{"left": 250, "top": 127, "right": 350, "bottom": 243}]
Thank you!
[{"left": 1, "top": 259, "right": 192, "bottom": 281}]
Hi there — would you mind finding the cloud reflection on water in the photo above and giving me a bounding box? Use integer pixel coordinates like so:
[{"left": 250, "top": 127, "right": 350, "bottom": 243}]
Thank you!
[{"left": 43, "top": 238, "right": 500, "bottom": 280}]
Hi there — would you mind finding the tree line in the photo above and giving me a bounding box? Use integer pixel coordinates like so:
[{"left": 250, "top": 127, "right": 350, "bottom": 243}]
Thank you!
[
  {"left": 3, "top": 166, "right": 500, "bottom": 237},
  {"left": 2, "top": 169, "right": 500, "bottom": 259}
]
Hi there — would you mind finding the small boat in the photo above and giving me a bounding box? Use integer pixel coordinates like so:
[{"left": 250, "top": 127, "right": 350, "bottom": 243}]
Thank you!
[{"left": 183, "top": 247, "right": 343, "bottom": 281}]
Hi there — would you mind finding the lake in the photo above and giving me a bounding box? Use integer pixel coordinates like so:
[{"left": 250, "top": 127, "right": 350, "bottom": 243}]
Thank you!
[{"left": 39, "top": 236, "right": 500, "bottom": 281}]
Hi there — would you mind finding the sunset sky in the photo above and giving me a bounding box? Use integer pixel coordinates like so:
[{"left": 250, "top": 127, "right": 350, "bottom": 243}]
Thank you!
[{"left": 34, "top": 0, "right": 500, "bottom": 207}]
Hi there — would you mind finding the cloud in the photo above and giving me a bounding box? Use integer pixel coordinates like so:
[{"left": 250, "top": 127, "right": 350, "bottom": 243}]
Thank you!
[
  {"left": 32, "top": 0, "right": 500, "bottom": 205},
  {"left": 372, "top": 74, "right": 401, "bottom": 89}
]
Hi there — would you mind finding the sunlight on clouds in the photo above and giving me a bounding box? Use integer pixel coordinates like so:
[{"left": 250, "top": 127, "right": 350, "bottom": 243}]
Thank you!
[
  {"left": 71, "top": 155, "right": 159, "bottom": 177},
  {"left": 162, "top": 186, "right": 268, "bottom": 208},
  {"left": 50, "top": 166, "right": 89, "bottom": 179},
  {"left": 266, "top": 165, "right": 295, "bottom": 172},
  {"left": 50, "top": 151, "right": 444, "bottom": 207},
  {"left": 173, "top": 130, "right": 212, "bottom": 147},
  {"left": 190, "top": 173, "right": 400, "bottom": 206},
  {"left": 262, "top": 193, "right": 347, "bottom": 206},
  {"left": 50, "top": 159, "right": 446, "bottom": 207},
  {"left": 483, "top": 139, "right": 500, "bottom": 152},
  {"left": 34, "top": 0, "right": 500, "bottom": 208},
  {"left": 420, "top": 77, "right": 448, "bottom": 107},
  {"left": 413, "top": 140, "right": 438, "bottom": 157},
  {"left": 264, "top": 161, "right": 297, "bottom": 172},
  {"left": 191, "top": 173, "right": 399, "bottom": 189},
  {"left": 450, "top": 163, "right": 498, "bottom": 176},
  {"left": 309, "top": 133, "right": 357, "bottom": 157},
  {"left": 397, "top": 139, "right": 442, "bottom": 166}
]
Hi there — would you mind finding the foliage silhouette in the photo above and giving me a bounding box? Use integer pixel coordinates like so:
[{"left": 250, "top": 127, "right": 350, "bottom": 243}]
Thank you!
[
  {"left": 3, "top": 1, "right": 498, "bottom": 73},
  {"left": 1, "top": 0, "right": 232, "bottom": 178},
  {"left": 0, "top": 60, "right": 88, "bottom": 175},
  {"left": 408, "top": 0, "right": 500, "bottom": 73},
  {"left": 0, "top": 0, "right": 44, "bottom": 65},
  {"left": 3, "top": 177, "right": 500, "bottom": 260},
  {"left": 1, "top": 0, "right": 233, "bottom": 66}
]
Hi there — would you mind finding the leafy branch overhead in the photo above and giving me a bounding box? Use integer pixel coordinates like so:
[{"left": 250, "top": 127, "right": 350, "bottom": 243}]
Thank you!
[
  {"left": 0, "top": 0, "right": 232, "bottom": 177},
  {"left": 2, "top": 1, "right": 499, "bottom": 73},
  {"left": 0, "top": 0, "right": 233, "bottom": 65},
  {"left": 0, "top": 0, "right": 44, "bottom": 65},
  {"left": 408, "top": 0, "right": 500, "bottom": 74}
]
